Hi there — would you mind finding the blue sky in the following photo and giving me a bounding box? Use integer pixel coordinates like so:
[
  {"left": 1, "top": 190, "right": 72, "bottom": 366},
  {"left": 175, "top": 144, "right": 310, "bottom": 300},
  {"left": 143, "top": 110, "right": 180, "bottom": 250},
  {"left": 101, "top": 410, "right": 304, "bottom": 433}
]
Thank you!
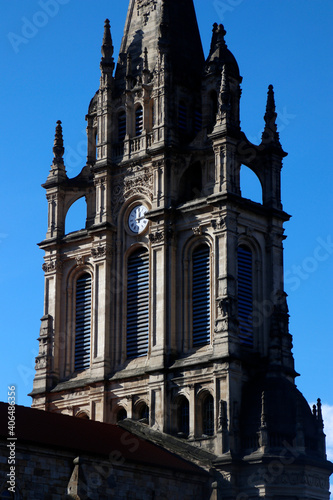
[{"left": 1, "top": 0, "right": 332, "bottom": 467}]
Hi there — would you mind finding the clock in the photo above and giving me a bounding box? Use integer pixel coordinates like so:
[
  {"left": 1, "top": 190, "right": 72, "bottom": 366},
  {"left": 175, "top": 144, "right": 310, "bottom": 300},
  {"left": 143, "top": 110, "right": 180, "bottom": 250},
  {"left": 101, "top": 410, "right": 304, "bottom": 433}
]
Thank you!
[{"left": 128, "top": 205, "right": 148, "bottom": 234}]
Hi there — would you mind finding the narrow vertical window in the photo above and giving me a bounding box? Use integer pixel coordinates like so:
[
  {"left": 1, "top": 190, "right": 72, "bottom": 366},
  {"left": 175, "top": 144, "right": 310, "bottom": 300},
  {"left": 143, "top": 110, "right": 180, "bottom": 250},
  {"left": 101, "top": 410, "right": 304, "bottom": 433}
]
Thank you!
[
  {"left": 203, "top": 394, "right": 214, "bottom": 436},
  {"left": 178, "top": 101, "right": 187, "bottom": 132},
  {"left": 177, "top": 397, "right": 189, "bottom": 437},
  {"left": 138, "top": 403, "right": 149, "bottom": 422},
  {"left": 75, "top": 273, "right": 92, "bottom": 371},
  {"left": 127, "top": 249, "right": 149, "bottom": 358},
  {"left": 194, "top": 109, "right": 202, "bottom": 134},
  {"left": 192, "top": 245, "right": 211, "bottom": 346},
  {"left": 118, "top": 111, "right": 126, "bottom": 141},
  {"left": 135, "top": 105, "right": 143, "bottom": 136},
  {"left": 237, "top": 245, "right": 253, "bottom": 346}
]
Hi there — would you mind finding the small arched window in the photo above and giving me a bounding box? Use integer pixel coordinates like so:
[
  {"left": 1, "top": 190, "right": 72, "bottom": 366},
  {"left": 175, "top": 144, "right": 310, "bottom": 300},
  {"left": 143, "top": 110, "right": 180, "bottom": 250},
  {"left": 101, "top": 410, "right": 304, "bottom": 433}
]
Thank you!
[
  {"left": 138, "top": 403, "right": 149, "bottom": 422},
  {"left": 117, "top": 407, "right": 127, "bottom": 422},
  {"left": 192, "top": 245, "right": 211, "bottom": 347},
  {"left": 127, "top": 248, "right": 149, "bottom": 358},
  {"left": 177, "top": 397, "right": 189, "bottom": 437},
  {"left": 76, "top": 412, "right": 89, "bottom": 420},
  {"left": 118, "top": 110, "right": 126, "bottom": 141},
  {"left": 237, "top": 245, "right": 253, "bottom": 346},
  {"left": 75, "top": 273, "right": 92, "bottom": 371},
  {"left": 202, "top": 394, "right": 214, "bottom": 436},
  {"left": 135, "top": 105, "right": 143, "bottom": 136}
]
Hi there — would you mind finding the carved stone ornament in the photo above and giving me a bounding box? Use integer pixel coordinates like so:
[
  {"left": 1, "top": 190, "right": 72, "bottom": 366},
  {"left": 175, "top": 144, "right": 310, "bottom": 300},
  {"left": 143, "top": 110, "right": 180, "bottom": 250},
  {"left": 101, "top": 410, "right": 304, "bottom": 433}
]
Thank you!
[
  {"left": 91, "top": 245, "right": 111, "bottom": 259},
  {"left": 42, "top": 260, "right": 63, "bottom": 273},
  {"left": 149, "top": 231, "right": 164, "bottom": 244},
  {"left": 137, "top": 0, "right": 157, "bottom": 24},
  {"left": 214, "top": 318, "right": 228, "bottom": 333},
  {"left": 192, "top": 226, "right": 202, "bottom": 236},
  {"left": 111, "top": 165, "right": 153, "bottom": 218},
  {"left": 212, "top": 217, "right": 226, "bottom": 231},
  {"left": 75, "top": 255, "right": 84, "bottom": 266}
]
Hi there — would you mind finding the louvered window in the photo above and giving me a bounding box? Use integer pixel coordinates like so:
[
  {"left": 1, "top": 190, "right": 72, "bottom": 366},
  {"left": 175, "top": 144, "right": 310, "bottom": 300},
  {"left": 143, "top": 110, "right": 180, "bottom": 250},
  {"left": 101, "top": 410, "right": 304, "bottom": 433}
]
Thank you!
[
  {"left": 178, "top": 101, "right": 187, "bottom": 131},
  {"left": 127, "top": 249, "right": 149, "bottom": 358},
  {"left": 194, "top": 109, "right": 202, "bottom": 134},
  {"left": 135, "top": 105, "right": 143, "bottom": 136},
  {"left": 203, "top": 394, "right": 214, "bottom": 436},
  {"left": 75, "top": 273, "right": 92, "bottom": 371},
  {"left": 192, "top": 245, "right": 211, "bottom": 346},
  {"left": 178, "top": 397, "right": 189, "bottom": 436},
  {"left": 118, "top": 111, "right": 126, "bottom": 141},
  {"left": 237, "top": 246, "right": 253, "bottom": 346}
]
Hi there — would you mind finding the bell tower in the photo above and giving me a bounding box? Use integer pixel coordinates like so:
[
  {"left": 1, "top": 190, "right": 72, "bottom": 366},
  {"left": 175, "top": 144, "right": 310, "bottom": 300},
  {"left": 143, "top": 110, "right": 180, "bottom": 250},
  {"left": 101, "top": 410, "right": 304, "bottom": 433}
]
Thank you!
[{"left": 31, "top": 1, "right": 332, "bottom": 497}]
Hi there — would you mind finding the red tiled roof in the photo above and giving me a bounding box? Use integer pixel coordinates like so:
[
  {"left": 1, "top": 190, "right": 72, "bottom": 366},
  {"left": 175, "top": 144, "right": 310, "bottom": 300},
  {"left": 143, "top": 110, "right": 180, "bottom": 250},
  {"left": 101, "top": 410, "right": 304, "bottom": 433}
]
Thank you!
[{"left": 0, "top": 403, "right": 205, "bottom": 474}]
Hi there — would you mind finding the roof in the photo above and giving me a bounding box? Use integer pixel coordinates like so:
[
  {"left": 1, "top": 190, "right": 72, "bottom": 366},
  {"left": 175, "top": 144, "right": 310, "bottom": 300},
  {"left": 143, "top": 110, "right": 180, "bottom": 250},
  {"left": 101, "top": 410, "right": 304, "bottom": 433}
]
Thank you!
[{"left": 0, "top": 403, "right": 206, "bottom": 475}]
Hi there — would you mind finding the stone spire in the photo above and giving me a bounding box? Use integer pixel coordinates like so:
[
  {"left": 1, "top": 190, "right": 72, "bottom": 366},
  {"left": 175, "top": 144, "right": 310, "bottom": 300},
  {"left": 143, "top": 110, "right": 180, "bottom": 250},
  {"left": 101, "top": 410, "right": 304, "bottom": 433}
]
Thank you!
[
  {"left": 44, "top": 120, "right": 67, "bottom": 185},
  {"left": 218, "top": 65, "right": 231, "bottom": 116},
  {"left": 115, "top": 0, "right": 204, "bottom": 92},
  {"left": 206, "top": 23, "right": 241, "bottom": 82},
  {"left": 212, "top": 64, "right": 233, "bottom": 133},
  {"left": 261, "top": 84, "right": 282, "bottom": 147},
  {"left": 52, "top": 120, "right": 65, "bottom": 166},
  {"left": 100, "top": 19, "right": 115, "bottom": 73}
]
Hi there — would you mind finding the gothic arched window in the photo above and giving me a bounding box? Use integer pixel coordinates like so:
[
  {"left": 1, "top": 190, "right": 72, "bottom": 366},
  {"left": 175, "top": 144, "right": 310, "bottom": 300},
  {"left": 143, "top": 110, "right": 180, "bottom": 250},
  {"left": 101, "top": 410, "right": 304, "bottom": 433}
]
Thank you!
[
  {"left": 192, "top": 244, "right": 211, "bottom": 347},
  {"left": 237, "top": 245, "right": 253, "bottom": 346},
  {"left": 135, "top": 105, "right": 143, "bottom": 136},
  {"left": 118, "top": 110, "right": 126, "bottom": 141},
  {"left": 177, "top": 397, "right": 189, "bottom": 437},
  {"left": 202, "top": 394, "right": 214, "bottom": 436},
  {"left": 75, "top": 273, "right": 92, "bottom": 371},
  {"left": 126, "top": 248, "right": 149, "bottom": 358}
]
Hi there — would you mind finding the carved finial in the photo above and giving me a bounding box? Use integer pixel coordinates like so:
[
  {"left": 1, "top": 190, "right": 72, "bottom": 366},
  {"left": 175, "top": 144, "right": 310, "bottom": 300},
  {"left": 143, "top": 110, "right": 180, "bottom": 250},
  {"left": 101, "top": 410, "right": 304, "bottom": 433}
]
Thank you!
[
  {"left": 216, "top": 24, "right": 227, "bottom": 47},
  {"left": 317, "top": 398, "right": 324, "bottom": 429},
  {"left": 214, "top": 64, "right": 231, "bottom": 127},
  {"left": 100, "top": 19, "right": 114, "bottom": 70},
  {"left": 312, "top": 404, "right": 317, "bottom": 418},
  {"left": 53, "top": 120, "right": 64, "bottom": 165},
  {"left": 220, "top": 64, "right": 230, "bottom": 99},
  {"left": 261, "top": 84, "right": 281, "bottom": 146}
]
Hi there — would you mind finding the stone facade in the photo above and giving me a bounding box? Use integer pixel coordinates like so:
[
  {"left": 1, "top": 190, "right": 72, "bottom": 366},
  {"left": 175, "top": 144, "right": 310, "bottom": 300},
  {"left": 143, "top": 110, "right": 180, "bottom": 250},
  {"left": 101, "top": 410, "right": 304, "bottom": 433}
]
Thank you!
[{"left": 29, "top": 0, "right": 332, "bottom": 498}]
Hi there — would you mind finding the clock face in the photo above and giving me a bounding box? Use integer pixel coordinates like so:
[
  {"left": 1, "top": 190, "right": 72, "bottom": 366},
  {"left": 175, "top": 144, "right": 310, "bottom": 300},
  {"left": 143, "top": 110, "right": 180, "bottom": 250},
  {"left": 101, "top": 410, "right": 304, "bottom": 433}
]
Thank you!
[{"left": 128, "top": 205, "right": 148, "bottom": 234}]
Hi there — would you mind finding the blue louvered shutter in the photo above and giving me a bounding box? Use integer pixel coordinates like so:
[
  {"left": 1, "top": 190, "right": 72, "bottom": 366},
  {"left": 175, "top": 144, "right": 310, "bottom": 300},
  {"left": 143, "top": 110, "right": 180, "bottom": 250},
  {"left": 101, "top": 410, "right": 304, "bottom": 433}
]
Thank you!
[
  {"left": 135, "top": 106, "right": 143, "bottom": 136},
  {"left": 118, "top": 111, "right": 126, "bottom": 141},
  {"left": 237, "top": 246, "right": 253, "bottom": 346},
  {"left": 127, "top": 249, "right": 149, "bottom": 358},
  {"left": 192, "top": 245, "right": 211, "bottom": 346},
  {"left": 75, "top": 273, "right": 92, "bottom": 371}
]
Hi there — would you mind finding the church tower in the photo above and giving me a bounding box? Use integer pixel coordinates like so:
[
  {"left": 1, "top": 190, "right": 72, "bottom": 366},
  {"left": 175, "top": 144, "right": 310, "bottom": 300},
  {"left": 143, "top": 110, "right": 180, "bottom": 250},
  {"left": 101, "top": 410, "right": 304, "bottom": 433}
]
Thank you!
[{"left": 31, "top": 1, "right": 332, "bottom": 497}]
